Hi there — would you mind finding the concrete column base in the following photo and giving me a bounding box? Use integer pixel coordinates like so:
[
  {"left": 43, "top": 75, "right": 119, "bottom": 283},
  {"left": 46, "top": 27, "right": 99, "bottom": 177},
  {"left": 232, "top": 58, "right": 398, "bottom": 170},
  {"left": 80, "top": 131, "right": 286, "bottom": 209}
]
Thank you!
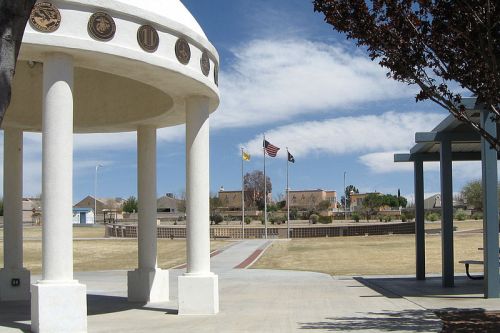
[
  {"left": 31, "top": 281, "right": 87, "bottom": 333},
  {"left": 0, "top": 268, "right": 31, "bottom": 301},
  {"left": 127, "top": 268, "right": 169, "bottom": 303},
  {"left": 178, "top": 274, "right": 219, "bottom": 315}
]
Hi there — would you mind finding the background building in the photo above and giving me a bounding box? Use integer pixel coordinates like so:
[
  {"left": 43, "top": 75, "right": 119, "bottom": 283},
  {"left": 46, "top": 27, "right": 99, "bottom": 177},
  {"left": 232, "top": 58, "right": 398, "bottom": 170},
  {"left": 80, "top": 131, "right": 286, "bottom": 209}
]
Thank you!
[{"left": 288, "top": 189, "right": 337, "bottom": 210}]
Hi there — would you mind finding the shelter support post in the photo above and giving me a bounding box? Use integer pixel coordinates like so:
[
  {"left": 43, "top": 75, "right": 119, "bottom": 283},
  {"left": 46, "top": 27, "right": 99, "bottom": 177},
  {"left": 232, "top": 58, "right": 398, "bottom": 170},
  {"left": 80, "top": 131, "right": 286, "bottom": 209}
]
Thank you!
[
  {"left": 481, "top": 108, "right": 499, "bottom": 298},
  {"left": 31, "top": 53, "right": 87, "bottom": 333},
  {"left": 414, "top": 159, "right": 425, "bottom": 280},
  {"left": 0, "top": 128, "right": 30, "bottom": 301},
  {"left": 128, "top": 126, "right": 169, "bottom": 302},
  {"left": 178, "top": 96, "right": 219, "bottom": 315},
  {"left": 440, "top": 139, "right": 454, "bottom": 288}
]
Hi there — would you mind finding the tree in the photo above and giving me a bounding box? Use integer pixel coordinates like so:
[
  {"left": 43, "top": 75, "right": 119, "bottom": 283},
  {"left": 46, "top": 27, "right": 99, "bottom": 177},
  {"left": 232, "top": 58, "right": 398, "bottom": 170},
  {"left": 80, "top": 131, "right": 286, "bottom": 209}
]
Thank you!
[
  {"left": 313, "top": 1, "right": 500, "bottom": 150},
  {"left": 243, "top": 170, "right": 272, "bottom": 210},
  {"left": 461, "top": 179, "right": 483, "bottom": 210},
  {"left": 122, "top": 196, "right": 138, "bottom": 213},
  {"left": 0, "top": 1, "right": 36, "bottom": 123},
  {"left": 210, "top": 195, "right": 222, "bottom": 215},
  {"left": 317, "top": 200, "right": 331, "bottom": 211},
  {"left": 361, "top": 193, "right": 384, "bottom": 221},
  {"left": 0, "top": 197, "right": 3, "bottom": 216},
  {"left": 344, "top": 185, "right": 359, "bottom": 209},
  {"left": 177, "top": 191, "right": 186, "bottom": 214}
]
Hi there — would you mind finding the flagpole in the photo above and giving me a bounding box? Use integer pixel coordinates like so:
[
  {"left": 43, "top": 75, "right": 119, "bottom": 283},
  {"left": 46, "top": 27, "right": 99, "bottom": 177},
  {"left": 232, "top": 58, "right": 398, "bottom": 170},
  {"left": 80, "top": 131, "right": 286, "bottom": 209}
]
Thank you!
[
  {"left": 287, "top": 147, "right": 290, "bottom": 239},
  {"left": 241, "top": 148, "right": 245, "bottom": 239},
  {"left": 263, "top": 135, "right": 268, "bottom": 239}
]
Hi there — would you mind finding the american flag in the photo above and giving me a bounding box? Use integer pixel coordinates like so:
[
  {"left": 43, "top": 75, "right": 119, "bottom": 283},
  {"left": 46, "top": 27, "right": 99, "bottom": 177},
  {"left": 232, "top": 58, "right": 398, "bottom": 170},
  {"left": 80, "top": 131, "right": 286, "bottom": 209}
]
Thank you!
[{"left": 263, "top": 139, "right": 280, "bottom": 157}]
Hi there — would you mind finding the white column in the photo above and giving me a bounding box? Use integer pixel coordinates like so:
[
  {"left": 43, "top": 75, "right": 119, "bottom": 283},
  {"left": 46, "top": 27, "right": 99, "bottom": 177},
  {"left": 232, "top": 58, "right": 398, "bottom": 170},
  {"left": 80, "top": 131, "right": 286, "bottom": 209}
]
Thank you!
[
  {"left": 178, "top": 96, "right": 219, "bottom": 315},
  {"left": 128, "top": 126, "right": 169, "bottom": 302},
  {"left": 0, "top": 128, "right": 30, "bottom": 301},
  {"left": 31, "top": 53, "right": 87, "bottom": 333}
]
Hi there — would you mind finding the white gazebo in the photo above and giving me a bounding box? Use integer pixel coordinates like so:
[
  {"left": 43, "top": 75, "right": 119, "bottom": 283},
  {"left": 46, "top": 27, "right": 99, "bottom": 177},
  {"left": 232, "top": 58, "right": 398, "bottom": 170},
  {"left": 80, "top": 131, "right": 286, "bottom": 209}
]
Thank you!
[{"left": 0, "top": 1, "right": 220, "bottom": 331}]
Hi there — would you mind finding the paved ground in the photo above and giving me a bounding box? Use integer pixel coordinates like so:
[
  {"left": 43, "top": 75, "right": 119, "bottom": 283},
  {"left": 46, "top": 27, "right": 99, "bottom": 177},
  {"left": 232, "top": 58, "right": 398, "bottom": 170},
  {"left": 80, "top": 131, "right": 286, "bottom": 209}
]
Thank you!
[{"left": 1, "top": 240, "right": 499, "bottom": 332}]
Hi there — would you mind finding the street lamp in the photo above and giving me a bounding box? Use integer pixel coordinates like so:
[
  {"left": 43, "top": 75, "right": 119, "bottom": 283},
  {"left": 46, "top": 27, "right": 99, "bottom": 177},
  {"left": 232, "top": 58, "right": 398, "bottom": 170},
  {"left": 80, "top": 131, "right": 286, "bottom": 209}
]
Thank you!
[
  {"left": 94, "top": 164, "right": 103, "bottom": 224},
  {"left": 343, "top": 171, "right": 347, "bottom": 221}
]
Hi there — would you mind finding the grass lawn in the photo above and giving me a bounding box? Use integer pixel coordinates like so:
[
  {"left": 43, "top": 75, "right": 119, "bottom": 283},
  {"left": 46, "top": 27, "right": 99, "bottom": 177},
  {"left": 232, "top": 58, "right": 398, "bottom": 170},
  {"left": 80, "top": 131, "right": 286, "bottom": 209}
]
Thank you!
[
  {"left": 253, "top": 220, "right": 490, "bottom": 276},
  {"left": 0, "top": 226, "right": 228, "bottom": 274}
]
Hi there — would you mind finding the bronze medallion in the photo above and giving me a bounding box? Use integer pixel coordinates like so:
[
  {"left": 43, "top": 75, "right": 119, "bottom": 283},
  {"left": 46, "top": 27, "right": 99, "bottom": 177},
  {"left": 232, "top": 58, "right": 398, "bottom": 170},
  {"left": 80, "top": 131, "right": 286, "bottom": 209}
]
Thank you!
[
  {"left": 214, "top": 63, "right": 219, "bottom": 86},
  {"left": 137, "top": 25, "right": 159, "bottom": 52},
  {"left": 88, "top": 12, "right": 116, "bottom": 41},
  {"left": 29, "top": 2, "right": 61, "bottom": 33},
  {"left": 200, "top": 51, "right": 210, "bottom": 76},
  {"left": 175, "top": 38, "right": 191, "bottom": 65}
]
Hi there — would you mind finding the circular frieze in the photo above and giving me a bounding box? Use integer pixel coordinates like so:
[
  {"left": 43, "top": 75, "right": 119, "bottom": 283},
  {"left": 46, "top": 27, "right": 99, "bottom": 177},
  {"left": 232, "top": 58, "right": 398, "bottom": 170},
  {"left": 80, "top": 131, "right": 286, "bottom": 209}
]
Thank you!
[
  {"left": 214, "top": 63, "right": 219, "bottom": 86},
  {"left": 88, "top": 12, "right": 116, "bottom": 41},
  {"left": 175, "top": 38, "right": 191, "bottom": 65},
  {"left": 29, "top": 2, "right": 61, "bottom": 33},
  {"left": 200, "top": 51, "right": 210, "bottom": 77},
  {"left": 137, "top": 25, "right": 159, "bottom": 52}
]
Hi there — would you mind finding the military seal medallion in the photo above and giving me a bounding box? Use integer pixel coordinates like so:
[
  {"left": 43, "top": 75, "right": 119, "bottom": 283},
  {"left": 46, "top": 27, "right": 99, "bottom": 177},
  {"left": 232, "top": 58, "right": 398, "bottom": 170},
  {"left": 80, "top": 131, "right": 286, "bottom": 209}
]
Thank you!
[
  {"left": 175, "top": 38, "right": 191, "bottom": 65},
  {"left": 88, "top": 12, "right": 116, "bottom": 41},
  {"left": 137, "top": 25, "right": 159, "bottom": 52},
  {"left": 29, "top": 2, "right": 61, "bottom": 33},
  {"left": 200, "top": 51, "right": 210, "bottom": 77}
]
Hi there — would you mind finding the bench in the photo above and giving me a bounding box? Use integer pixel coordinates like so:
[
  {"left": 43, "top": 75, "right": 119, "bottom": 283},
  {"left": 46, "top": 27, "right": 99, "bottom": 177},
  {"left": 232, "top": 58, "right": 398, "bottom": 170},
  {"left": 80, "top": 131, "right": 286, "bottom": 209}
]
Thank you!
[{"left": 458, "top": 260, "right": 484, "bottom": 280}]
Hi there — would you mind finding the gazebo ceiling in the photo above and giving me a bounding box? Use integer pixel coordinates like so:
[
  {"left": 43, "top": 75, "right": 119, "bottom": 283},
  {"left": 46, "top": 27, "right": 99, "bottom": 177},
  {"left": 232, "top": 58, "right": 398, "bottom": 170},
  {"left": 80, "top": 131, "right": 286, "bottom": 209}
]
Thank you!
[{"left": 3, "top": 0, "right": 220, "bottom": 133}]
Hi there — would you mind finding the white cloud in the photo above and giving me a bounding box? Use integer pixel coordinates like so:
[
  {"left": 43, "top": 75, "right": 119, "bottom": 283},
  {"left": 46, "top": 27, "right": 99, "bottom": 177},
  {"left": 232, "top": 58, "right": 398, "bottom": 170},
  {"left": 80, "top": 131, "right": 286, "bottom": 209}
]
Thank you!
[
  {"left": 213, "top": 39, "right": 415, "bottom": 129},
  {"left": 242, "top": 111, "right": 446, "bottom": 157}
]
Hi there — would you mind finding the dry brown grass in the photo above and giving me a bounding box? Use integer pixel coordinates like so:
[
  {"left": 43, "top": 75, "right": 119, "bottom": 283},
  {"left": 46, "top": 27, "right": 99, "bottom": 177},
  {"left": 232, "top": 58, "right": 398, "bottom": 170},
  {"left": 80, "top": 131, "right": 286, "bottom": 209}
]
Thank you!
[
  {"left": 253, "top": 231, "right": 490, "bottom": 276},
  {"left": 0, "top": 226, "right": 227, "bottom": 274}
]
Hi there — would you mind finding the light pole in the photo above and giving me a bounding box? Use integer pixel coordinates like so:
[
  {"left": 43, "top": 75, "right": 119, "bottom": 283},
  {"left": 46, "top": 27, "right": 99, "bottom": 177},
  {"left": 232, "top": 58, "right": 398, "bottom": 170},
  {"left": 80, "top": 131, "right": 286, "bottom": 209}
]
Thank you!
[
  {"left": 343, "top": 171, "right": 347, "bottom": 221},
  {"left": 94, "top": 164, "right": 103, "bottom": 224}
]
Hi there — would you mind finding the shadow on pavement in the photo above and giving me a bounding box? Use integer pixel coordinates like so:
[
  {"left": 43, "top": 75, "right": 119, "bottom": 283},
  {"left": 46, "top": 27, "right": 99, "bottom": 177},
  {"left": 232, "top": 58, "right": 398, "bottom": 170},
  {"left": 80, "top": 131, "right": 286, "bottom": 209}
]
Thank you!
[
  {"left": 298, "top": 309, "right": 441, "bottom": 332},
  {"left": 87, "top": 294, "right": 178, "bottom": 316},
  {"left": 354, "top": 276, "right": 484, "bottom": 299},
  {"left": 0, "top": 300, "right": 31, "bottom": 332}
]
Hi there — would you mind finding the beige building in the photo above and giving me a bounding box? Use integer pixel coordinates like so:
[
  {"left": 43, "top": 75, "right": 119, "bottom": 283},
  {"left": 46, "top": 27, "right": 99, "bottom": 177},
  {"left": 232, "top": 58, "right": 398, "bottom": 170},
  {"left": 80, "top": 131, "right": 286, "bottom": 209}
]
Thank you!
[
  {"left": 74, "top": 195, "right": 125, "bottom": 214},
  {"left": 288, "top": 189, "right": 337, "bottom": 210},
  {"left": 157, "top": 193, "right": 183, "bottom": 213}
]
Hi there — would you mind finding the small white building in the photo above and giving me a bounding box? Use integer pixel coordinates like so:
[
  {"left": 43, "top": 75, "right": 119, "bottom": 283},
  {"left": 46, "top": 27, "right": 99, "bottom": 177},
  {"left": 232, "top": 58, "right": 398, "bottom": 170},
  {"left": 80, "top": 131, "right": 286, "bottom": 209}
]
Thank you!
[{"left": 72, "top": 208, "right": 94, "bottom": 225}]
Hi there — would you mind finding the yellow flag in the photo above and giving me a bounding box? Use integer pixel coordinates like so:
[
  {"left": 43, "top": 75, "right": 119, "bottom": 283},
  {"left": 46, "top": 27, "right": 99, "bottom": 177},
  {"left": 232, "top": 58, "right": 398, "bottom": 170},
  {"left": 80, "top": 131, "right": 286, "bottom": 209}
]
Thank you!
[{"left": 242, "top": 151, "right": 251, "bottom": 161}]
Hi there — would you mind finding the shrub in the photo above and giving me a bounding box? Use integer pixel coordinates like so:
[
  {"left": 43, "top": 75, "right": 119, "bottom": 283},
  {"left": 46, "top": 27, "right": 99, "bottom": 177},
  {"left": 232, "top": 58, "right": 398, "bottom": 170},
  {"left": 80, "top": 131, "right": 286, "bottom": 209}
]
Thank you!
[
  {"left": 401, "top": 215, "right": 407, "bottom": 222},
  {"left": 289, "top": 208, "right": 298, "bottom": 220},
  {"left": 426, "top": 212, "right": 440, "bottom": 222},
  {"left": 454, "top": 210, "right": 467, "bottom": 221},
  {"left": 318, "top": 215, "right": 333, "bottom": 224},
  {"left": 211, "top": 214, "right": 223, "bottom": 224},
  {"left": 472, "top": 212, "right": 483, "bottom": 220},
  {"left": 378, "top": 216, "right": 383, "bottom": 222},
  {"left": 402, "top": 210, "right": 415, "bottom": 222},
  {"left": 383, "top": 216, "right": 392, "bottom": 222},
  {"left": 351, "top": 212, "right": 360, "bottom": 222},
  {"left": 309, "top": 214, "right": 319, "bottom": 224},
  {"left": 244, "top": 217, "right": 251, "bottom": 224}
]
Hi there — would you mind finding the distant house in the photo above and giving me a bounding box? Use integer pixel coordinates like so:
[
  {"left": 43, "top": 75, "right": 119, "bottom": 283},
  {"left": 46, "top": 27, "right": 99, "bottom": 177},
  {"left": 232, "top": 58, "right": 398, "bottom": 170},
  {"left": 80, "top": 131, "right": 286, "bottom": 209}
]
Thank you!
[
  {"left": 350, "top": 192, "right": 380, "bottom": 211},
  {"left": 218, "top": 187, "right": 268, "bottom": 211},
  {"left": 74, "top": 195, "right": 125, "bottom": 214},
  {"left": 424, "top": 194, "right": 441, "bottom": 210},
  {"left": 288, "top": 189, "right": 337, "bottom": 210},
  {"left": 72, "top": 208, "right": 94, "bottom": 225},
  {"left": 157, "top": 193, "right": 182, "bottom": 213}
]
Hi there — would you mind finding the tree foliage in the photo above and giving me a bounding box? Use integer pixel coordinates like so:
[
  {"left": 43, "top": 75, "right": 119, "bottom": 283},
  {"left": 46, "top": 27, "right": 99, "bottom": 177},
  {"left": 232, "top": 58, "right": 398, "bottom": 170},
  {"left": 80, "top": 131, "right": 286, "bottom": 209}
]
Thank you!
[
  {"left": 317, "top": 199, "right": 332, "bottom": 211},
  {"left": 122, "top": 196, "right": 138, "bottom": 213},
  {"left": 0, "top": 0, "right": 36, "bottom": 123},
  {"left": 344, "top": 185, "right": 359, "bottom": 208},
  {"left": 313, "top": 0, "right": 500, "bottom": 150},
  {"left": 461, "top": 179, "right": 483, "bottom": 210},
  {"left": 243, "top": 170, "right": 272, "bottom": 210}
]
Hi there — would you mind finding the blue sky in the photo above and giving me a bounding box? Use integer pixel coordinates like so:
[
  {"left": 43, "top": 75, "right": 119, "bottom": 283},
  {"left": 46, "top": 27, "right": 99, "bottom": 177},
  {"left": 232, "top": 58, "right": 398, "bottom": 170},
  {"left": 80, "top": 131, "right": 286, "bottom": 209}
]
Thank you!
[{"left": 1, "top": 0, "right": 485, "bottom": 203}]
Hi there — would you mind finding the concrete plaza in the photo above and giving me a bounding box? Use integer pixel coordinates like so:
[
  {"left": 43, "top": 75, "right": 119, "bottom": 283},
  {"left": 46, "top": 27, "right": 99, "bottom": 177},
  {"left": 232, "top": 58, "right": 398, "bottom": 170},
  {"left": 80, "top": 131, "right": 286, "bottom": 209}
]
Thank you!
[{"left": 1, "top": 240, "right": 499, "bottom": 332}]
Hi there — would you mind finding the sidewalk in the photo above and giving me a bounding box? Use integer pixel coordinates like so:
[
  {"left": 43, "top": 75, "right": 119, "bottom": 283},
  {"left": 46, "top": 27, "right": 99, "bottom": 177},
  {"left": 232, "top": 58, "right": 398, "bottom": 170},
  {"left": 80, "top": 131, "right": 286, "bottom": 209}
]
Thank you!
[{"left": 0, "top": 240, "right": 444, "bottom": 332}]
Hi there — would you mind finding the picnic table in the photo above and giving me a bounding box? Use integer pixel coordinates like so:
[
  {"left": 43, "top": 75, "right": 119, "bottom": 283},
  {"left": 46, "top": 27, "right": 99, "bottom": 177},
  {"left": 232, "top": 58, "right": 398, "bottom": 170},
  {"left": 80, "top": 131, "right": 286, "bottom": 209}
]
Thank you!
[{"left": 459, "top": 247, "right": 500, "bottom": 280}]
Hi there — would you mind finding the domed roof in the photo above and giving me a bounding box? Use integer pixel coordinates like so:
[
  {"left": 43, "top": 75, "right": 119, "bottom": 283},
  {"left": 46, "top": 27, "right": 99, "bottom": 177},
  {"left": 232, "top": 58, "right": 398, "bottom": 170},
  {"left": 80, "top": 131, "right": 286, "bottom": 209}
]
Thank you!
[{"left": 114, "top": 0, "right": 207, "bottom": 38}]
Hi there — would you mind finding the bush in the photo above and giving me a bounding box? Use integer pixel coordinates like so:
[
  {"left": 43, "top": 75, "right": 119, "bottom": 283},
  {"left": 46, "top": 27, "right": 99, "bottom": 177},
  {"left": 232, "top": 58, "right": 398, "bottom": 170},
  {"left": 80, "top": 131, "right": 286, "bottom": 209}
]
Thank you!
[
  {"left": 402, "top": 210, "right": 415, "bottom": 222},
  {"left": 426, "top": 212, "right": 440, "bottom": 222},
  {"left": 454, "top": 210, "right": 467, "bottom": 221},
  {"left": 378, "top": 215, "right": 383, "bottom": 222},
  {"left": 309, "top": 214, "right": 319, "bottom": 224},
  {"left": 351, "top": 212, "right": 360, "bottom": 222},
  {"left": 401, "top": 215, "right": 407, "bottom": 222},
  {"left": 472, "top": 212, "right": 483, "bottom": 220},
  {"left": 383, "top": 216, "right": 392, "bottom": 222},
  {"left": 211, "top": 214, "right": 223, "bottom": 225},
  {"left": 318, "top": 215, "right": 333, "bottom": 224},
  {"left": 244, "top": 217, "right": 251, "bottom": 224},
  {"left": 289, "top": 208, "right": 298, "bottom": 220}
]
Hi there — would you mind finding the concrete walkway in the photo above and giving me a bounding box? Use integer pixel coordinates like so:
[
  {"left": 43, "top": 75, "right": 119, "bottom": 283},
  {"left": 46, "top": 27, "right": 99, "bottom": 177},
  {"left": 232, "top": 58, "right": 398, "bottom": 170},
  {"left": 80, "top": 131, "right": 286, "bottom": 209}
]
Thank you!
[{"left": 2, "top": 239, "right": 494, "bottom": 332}]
